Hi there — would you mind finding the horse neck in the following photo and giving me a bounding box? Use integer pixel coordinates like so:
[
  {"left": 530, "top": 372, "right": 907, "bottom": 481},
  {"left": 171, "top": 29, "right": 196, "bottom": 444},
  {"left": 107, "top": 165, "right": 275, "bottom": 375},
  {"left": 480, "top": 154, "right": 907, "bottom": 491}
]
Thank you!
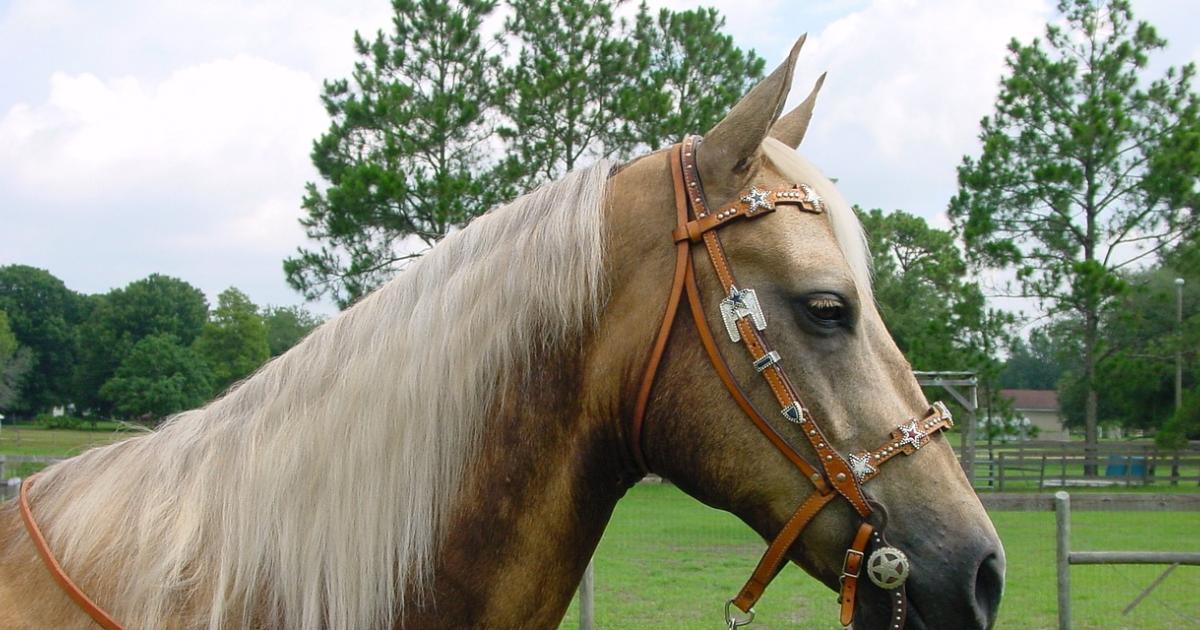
[{"left": 400, "top": 351, "right": 633, "bottom": 628}]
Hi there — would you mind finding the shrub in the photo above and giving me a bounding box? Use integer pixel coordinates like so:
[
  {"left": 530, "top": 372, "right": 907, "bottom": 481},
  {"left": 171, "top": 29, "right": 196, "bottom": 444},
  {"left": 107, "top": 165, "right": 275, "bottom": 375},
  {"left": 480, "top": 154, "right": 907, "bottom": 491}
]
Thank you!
[{"left": 34, "top": 413, "right": 84, "bottom": 430}]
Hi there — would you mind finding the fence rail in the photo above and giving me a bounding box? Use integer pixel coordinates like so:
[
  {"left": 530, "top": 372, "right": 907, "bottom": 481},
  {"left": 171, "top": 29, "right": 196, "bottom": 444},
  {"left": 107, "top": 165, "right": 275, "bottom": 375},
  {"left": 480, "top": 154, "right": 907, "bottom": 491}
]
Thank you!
[
  {"left": 1049, "top": 491, "right": 1200, "bottom": 630},
  {"left": 957, "top": 442, "right": 1200, "bottom": 491}
]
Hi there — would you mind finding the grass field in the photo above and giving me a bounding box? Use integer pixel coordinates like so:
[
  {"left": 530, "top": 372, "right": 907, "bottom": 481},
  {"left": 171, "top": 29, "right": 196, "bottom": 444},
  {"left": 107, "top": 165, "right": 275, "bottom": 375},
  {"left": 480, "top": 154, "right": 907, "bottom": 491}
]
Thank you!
[
  {"left": 559, "top": 484, "right": 1200, "bottom": 629},
  {"left": 0, "top": 422, "right": 141, "bottom": 457}
]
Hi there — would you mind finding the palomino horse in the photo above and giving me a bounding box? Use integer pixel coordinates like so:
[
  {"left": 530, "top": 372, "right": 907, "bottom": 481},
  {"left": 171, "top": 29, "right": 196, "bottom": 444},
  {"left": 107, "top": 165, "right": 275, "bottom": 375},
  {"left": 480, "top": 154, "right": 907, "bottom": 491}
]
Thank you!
[{"left": 0, "top": 37, "right": 1003, "bottom": 629}]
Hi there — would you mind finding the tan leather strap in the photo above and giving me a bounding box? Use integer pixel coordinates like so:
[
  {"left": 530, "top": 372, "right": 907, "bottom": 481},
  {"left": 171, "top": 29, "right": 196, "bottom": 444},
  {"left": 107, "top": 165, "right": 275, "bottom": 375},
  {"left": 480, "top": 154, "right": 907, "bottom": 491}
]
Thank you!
[
  {"left": 19, "top": 475, "right": 126, "bottom": 630},
  {"left": 630, "top": 145, "right": 693, "bottom": 474},
  {"left": 670, "top": 186, "right": 822, "bottom": 243},
  {"left": 731, "top": 489, "right": 836, "bottom": 613},
  {"left": 838, "top": 522, "right": 875, "bottom": 625}
]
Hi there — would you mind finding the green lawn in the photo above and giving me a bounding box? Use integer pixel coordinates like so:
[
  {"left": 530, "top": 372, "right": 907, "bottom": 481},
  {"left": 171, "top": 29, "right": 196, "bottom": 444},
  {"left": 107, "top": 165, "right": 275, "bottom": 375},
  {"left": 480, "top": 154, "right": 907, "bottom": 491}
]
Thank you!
[
  {"left": 0, "top": 422, "right": 141, "bottom": 457},
  {"left": 560, "top": 484, "right": 1200, "bottom": 629}
]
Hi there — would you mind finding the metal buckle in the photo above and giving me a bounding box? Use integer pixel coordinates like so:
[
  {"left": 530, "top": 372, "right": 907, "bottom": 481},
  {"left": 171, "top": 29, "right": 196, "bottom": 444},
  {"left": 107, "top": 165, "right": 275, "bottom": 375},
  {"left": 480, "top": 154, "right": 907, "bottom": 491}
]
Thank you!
[
  {"left": 725, "top": 599, "right": 755, "bottom": 629},
  {"left": 842, "top": 548, "right": 864, "bottom": 579}
]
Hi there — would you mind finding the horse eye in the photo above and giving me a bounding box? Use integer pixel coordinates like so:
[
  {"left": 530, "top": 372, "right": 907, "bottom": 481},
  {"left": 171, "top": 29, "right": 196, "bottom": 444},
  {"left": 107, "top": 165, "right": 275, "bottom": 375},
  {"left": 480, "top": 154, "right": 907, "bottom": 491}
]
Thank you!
[{"left": 805, "top": 295, "right": 845, "bottom": 324}]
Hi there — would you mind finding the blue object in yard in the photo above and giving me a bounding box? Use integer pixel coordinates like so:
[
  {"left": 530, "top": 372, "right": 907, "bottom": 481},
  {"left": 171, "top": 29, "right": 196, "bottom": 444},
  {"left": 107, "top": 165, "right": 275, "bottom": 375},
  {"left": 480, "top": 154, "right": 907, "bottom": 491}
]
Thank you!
[{"left": 1104, "top": 455, "right": 1147, "bottom": 477}]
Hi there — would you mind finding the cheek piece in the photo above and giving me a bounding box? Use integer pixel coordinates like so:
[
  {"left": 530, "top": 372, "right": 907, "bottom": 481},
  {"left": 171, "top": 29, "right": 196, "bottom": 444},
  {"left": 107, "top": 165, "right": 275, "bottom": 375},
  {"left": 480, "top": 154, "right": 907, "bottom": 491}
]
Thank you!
[{"left": 629, "top": 136, "right": 954, "bottom": 629}]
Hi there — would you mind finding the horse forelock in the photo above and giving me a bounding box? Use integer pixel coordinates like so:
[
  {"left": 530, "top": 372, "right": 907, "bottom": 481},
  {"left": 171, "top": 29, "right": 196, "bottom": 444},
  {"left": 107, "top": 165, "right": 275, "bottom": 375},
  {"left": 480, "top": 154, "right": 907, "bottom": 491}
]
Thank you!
[{"left": 28, "top": 160, "right": 614, "bottom": 630}]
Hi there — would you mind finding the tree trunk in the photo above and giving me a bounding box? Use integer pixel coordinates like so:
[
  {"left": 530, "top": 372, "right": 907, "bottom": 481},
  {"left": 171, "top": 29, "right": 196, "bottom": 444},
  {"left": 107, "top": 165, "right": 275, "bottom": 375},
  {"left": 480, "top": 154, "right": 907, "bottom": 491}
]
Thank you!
[{"left": 1083, "top": 310, "right": 1099, "bottom": 477}]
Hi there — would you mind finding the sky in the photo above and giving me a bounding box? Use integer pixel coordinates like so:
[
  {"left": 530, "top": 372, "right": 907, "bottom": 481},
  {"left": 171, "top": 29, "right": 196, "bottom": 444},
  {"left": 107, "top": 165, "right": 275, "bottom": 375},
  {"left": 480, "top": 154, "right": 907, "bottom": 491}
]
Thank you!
[{"left": 1, "top": 0, "right": 1198, "bottom": 315}]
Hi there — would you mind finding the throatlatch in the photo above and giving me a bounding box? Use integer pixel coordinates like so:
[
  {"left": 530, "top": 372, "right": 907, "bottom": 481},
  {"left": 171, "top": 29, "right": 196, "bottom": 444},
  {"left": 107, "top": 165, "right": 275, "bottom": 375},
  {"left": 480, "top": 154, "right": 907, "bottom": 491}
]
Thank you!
[{"left": 630, "top": 137, "right": 954, "bottom": 629}]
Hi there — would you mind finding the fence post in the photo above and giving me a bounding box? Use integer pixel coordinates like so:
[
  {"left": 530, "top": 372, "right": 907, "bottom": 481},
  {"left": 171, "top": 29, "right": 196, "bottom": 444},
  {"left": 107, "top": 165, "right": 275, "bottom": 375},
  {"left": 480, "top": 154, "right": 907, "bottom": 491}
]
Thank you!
[
  {"left": 997, "top": 452, "right": 1006, "bottom": 493},
  {"left": 1055, "top": 491, "right": 1071, "bottom": 630},
  {"left": 580, "top": 557, "right": 595, "bottom": 630}
]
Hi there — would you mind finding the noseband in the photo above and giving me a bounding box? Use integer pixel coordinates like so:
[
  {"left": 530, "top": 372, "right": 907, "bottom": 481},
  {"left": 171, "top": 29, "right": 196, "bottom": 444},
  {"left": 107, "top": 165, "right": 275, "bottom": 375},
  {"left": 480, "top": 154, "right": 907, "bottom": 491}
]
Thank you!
[{"left": 630, "top": 136, "right": 954, "bottom": 629}]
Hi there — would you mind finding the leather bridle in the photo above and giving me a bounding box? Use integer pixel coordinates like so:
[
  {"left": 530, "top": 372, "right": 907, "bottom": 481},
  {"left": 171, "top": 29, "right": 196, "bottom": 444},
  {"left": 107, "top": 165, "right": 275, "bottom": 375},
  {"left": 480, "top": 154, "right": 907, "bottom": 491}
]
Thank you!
[{"left": 630, "top": 136, "right": 954, "bottom": 629}]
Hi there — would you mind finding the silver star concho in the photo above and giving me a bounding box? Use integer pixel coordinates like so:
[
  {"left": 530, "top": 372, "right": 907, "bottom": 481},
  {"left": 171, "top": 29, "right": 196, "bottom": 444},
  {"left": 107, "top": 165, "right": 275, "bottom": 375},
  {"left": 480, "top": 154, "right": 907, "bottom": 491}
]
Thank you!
[
  {"left": 798, "top": 183, "right": 825, "bottom": 212},
  {"left": 896, "top": 421, "right": 927, "bottom": 450},
  {"left": 719, "top": 286, "right": 767, "bottom": 342},
  {"left": 866, "top": 547, "right": 910, "bottom": 589},
  {"left": 848, "top": 452, "right": 876, "bottom": 483},
  {"left": 741, "top": 186, "right": 774, "bottom": 215}
]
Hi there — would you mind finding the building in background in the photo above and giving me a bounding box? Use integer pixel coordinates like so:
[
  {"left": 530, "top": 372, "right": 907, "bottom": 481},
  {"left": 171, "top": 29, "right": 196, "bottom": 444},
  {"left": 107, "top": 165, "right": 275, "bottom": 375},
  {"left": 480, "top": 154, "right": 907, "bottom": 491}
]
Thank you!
[{"left": 997, "top": 389, "right": 1067, "bottom": 441}]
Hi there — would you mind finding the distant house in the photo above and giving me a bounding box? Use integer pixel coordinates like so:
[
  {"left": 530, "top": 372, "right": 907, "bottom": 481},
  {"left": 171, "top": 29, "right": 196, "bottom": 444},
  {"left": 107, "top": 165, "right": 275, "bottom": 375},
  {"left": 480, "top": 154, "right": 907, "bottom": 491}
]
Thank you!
[{"left": 998, "top": 389, "right": 1068, "bottom": 441}]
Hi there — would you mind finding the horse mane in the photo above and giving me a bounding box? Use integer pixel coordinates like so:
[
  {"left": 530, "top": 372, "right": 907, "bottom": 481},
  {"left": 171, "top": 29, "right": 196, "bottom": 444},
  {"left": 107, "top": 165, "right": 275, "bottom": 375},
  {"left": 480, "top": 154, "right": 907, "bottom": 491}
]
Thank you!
[
  {"left": 29, "top": 160, "right": 613, "bottom": 630},
  {"left": 760, "top": 138, "right": 874, "bottom": 301}
]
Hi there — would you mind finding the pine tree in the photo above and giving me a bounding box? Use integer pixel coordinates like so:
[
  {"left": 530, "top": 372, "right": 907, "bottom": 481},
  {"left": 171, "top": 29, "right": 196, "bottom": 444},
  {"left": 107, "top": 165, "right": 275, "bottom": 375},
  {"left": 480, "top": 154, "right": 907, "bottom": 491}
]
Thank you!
[
  {"left": 498, "top": 0, "right": 636, "bottom": 185},
  {"left": 285, "top": 0, "right": 507, "bottom": 307},
  {"left": 950, "top": 0, "right": 1200, "bottom": 469},
  {"left": 621, "top": 3, "right": 765, "bottom": 152}
]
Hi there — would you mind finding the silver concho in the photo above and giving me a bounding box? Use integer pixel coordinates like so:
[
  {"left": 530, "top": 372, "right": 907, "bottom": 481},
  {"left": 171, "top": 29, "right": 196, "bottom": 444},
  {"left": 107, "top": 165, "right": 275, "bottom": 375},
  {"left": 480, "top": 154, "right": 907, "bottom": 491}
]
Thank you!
[
  {"left": 798, "top": 183, "right": 825, "bottom": 212},
  {"left": 848, "top": 452, "right": 876, "bottom": 483},
  {"left": 741, "top": 186, "right": 774, "bottom": 215},
  {"left": 719, "top": 286, "right": 766, "bottom": 342},
  {"left": 866, "top": 546, "right": 910, "bottom": 589}
]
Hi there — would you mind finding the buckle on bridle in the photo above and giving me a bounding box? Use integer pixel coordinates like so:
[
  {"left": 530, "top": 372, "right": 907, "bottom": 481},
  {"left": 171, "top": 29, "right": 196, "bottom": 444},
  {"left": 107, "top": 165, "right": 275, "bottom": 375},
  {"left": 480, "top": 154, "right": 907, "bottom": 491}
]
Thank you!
[{"left": 841, "top": 548, "right": 864, "bottom": 581}]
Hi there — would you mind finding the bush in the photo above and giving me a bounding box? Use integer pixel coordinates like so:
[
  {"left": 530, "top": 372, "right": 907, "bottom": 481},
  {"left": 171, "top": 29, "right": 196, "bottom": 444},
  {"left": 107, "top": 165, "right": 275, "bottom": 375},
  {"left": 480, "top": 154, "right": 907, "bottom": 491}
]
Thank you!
[{"left": 33, "top": 413, "right": 84, "bottom": 430}]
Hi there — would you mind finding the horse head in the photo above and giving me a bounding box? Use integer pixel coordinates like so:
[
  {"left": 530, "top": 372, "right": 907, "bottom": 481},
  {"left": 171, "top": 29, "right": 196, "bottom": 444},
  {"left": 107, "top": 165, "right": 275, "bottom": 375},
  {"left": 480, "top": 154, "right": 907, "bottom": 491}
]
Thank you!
[{"left": 602, "top": 36, "right": 1004, "bottom": 629}]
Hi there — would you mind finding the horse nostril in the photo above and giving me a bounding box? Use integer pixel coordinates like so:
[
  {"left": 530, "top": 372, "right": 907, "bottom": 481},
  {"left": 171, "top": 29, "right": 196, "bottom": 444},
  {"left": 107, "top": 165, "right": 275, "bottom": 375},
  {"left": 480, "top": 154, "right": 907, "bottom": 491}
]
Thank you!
[{"left": 974, "top": 551, "right": 1005, "bottom": 628}]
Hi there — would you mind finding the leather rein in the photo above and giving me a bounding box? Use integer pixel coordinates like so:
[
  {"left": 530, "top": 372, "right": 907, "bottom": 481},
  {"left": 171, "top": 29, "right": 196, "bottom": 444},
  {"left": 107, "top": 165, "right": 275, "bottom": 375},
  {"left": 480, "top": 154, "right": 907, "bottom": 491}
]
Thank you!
[{"left": 630, "top": 136, "right": 954, "bottom": 629}]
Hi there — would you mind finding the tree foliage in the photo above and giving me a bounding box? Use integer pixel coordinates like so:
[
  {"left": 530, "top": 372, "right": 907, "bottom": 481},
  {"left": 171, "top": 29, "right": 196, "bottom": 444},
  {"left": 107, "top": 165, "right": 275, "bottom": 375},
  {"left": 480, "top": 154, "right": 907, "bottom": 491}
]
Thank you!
[
  {"left": 72, "top": 274, "right": 209, "bottom": 413},
  {"left": 285, "top": 0, "right": 507, "bottom": 308},
  {"left": 287, "top": 0, "right": 761, "bottom": 307},
  {"left": 0, "top": 265, "right": 84, "bottom": 413},
  {"left": 192, "top": 288, "right": 270, "bottom": 392},
  {"left": 498, "top": 0, "right": 635, "bottom": 184},
  {"left": 622, "top": 3, "right": 765, "bottom": 151},
  {"left": 949, "top": 0, "right": 1200, "bottom": 453},
  {"left": 100, "top": 334, "right": 213, "bottom": 422},
  {"left": 0, "top": 309, "right": 34, "bottom": 412},
  {"left": 262, "top": 305, "right": 324, "bottom": 356}
]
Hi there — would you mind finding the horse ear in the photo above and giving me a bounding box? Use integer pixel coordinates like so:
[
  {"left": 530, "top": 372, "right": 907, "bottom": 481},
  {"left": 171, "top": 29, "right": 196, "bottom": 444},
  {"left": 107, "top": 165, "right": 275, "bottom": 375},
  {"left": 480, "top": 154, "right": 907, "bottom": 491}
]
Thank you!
[
  {"left": 698, "top": 35, "right": 806, "bottom": 201},
  {"left": 769, "top": 72, "right": 826, "bottom": 149}
]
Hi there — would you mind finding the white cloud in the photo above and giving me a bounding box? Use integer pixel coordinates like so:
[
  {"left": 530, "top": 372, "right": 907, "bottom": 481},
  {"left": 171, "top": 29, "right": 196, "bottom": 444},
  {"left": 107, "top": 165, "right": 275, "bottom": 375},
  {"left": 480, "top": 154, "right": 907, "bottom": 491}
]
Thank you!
[{"left": 785, "top": 0, "right": 1052, "bottom": 217}]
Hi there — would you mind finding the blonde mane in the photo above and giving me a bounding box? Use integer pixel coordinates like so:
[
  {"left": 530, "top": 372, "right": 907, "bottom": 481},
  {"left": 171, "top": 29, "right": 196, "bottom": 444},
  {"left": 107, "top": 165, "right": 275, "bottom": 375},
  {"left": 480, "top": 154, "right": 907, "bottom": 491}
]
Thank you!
[
  {"left": 28, "top": 161, "right": 613, "bottom": 630},
  {"left": 761, "top": 138, "right": 874, "bottom": 300}
]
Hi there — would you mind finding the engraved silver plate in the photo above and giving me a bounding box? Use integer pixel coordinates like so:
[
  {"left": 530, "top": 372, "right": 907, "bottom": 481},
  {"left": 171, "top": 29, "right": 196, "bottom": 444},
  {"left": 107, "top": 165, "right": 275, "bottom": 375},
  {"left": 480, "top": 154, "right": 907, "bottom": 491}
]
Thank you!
[
  {"left": 866, "top": 547, "right": 910, "bottom": 589},
  {"left": 719, "top": 286, "right": 766, "bottom": 342}
]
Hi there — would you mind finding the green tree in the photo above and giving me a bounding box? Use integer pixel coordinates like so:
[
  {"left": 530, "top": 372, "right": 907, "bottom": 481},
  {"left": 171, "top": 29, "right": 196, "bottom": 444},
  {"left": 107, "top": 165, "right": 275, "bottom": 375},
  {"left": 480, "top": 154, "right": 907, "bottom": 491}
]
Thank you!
[
  {"left": 262, "top": 305, "right": 325, "bottom": 356},
  {"left": 192, "top": 288, "right": 270, "bottom": 393},
  {"left": 285, "top": 0, "right": 507, "bottom": 308},
  {"left": 1001, "top": 329, "right": 1069, "bottom": 390},
  {"left": 0, "top": 309, "right": 34, "bottom": 411},
  {"left": 0, "top": 265, "right": 84, "bottom": 414},
  {"left": 949, "top": 0, "right": 1200, "bottom": 465},
  {"left": 100, "top": 334, "right": 213, "bottom": 423},
  {"left": 498, "top": 0, "right": 635, "bottom": 185},
  {"left": 621, "top": 3, "right": 765, "bottom": 151},
  {"left": 72, "top": 274, "right": 209, "bottom": 414}
]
